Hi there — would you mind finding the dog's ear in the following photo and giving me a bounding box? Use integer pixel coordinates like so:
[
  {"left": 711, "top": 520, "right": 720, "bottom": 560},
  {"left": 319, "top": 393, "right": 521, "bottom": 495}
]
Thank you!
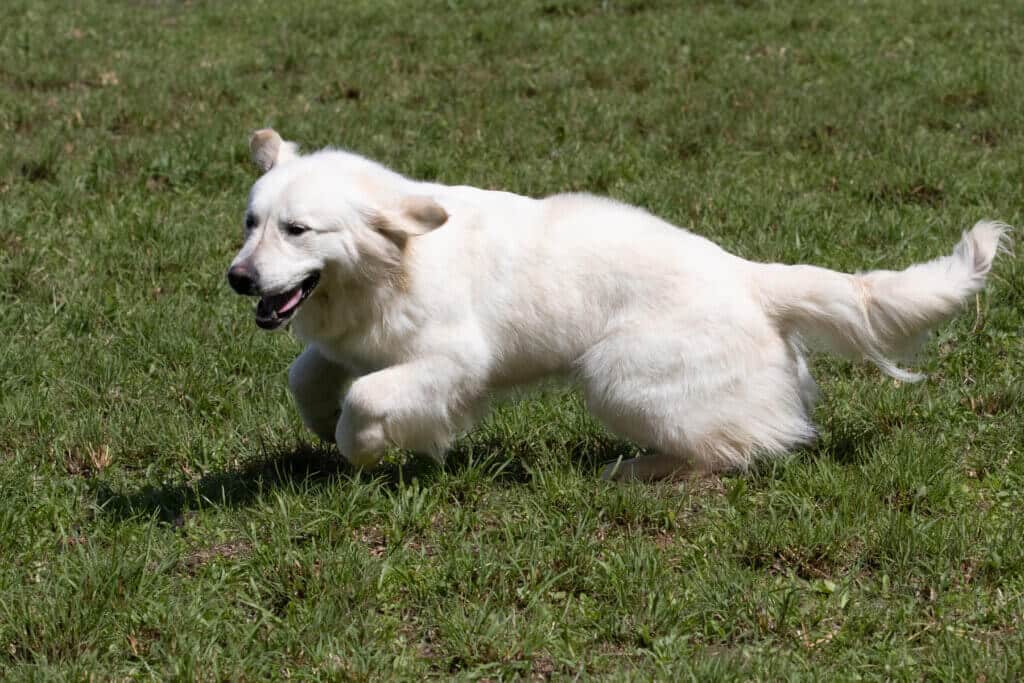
[
  {"left": 373, "top": 195, "right": 448, "bottom": 249},
  {"left": 249, "top": 129, "right": 299, "bottom": 173}
]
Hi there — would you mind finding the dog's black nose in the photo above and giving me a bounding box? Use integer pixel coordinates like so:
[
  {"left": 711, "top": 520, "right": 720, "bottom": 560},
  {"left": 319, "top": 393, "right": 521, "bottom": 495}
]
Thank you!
[{"left": 227, "top": 264, "right": 258, "bottom": 295}]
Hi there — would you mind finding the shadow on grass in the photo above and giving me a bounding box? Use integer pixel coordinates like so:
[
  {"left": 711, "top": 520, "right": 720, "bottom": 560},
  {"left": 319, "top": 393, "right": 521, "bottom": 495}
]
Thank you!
[
  {"left": 94, "top": 425, "right": 874, "bottom": 524},
  {"left": 95, "top": 433, "right": 634, "bottom": 523},
  {"left": 95, "top": 443, "right": 354, "bottom": 523},
  {"left": 807, "top": 422, "right": 882, "bottom": 466}
]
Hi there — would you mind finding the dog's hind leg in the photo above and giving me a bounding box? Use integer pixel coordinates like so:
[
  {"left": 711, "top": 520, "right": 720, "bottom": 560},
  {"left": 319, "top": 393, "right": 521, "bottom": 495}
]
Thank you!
[
  {"left": 335, "top": 356, "right": 486, "bottom": 468},
  {"left": 581, "top": 324, "right": 817, "bottom": 480},
  {"left": 288, "top": 346, "right": 350, "bottom": 442}
]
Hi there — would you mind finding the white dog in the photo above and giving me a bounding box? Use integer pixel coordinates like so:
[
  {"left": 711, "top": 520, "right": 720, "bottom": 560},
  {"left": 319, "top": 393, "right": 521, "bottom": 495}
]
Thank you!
[{"left": 227, "top": 129, "right": 1007, "bottom": 481}]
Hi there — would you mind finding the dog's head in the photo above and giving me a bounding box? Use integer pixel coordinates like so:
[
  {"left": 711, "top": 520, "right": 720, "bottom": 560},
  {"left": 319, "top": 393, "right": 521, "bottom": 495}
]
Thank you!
[{"left": 227, "top": 129, "right": 448, "bottom": 330}]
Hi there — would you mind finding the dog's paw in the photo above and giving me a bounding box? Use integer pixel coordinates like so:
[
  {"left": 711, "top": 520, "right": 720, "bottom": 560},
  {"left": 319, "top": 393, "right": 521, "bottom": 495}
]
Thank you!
[
  {"left": 336, "top": 418, "right": 388, "bottom": 468},
  {"left": 600, "top": 457, "right": 630, "bottom": 482},
  {"left": 600, "top": 454, "right": 696, "bottom": 482}
]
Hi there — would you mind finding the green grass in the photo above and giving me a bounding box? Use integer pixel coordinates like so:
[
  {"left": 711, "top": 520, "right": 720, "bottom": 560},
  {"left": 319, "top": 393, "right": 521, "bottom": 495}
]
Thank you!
[{"left": 2, "top": 0, "right": 1023, "bottom": 678}]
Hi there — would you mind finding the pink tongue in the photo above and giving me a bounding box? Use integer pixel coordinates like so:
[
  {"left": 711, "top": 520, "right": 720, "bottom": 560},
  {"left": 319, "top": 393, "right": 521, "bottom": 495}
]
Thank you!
[{"left": 276, "top": 288, "right": 304, "bottom": 315}]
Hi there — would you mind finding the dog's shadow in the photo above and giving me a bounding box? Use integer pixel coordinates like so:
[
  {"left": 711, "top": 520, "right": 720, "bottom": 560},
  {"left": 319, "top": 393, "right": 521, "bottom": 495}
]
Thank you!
[
  {"left": 805, "top": 421, "right": 881, "bottom": 466},
  {"left": 95, "top": 436, "right": 635, "bottom": 524},
  {"left": 95, "top": 444, "right": 353, "bottom": 524},
  {"left": 96, "top": 426, "right": 870, "bottom": 524}
]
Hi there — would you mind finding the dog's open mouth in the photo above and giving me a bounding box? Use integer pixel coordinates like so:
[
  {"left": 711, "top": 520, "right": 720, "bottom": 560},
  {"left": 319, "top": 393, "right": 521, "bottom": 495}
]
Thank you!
[{"left": 254, "top": 272, "right": 320, "bottom": 330}]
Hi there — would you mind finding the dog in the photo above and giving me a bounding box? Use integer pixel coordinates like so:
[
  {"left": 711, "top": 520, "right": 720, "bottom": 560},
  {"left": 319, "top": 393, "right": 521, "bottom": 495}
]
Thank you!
[{"left": 227, "top": 129, "right": 1008, "bottom": 481}]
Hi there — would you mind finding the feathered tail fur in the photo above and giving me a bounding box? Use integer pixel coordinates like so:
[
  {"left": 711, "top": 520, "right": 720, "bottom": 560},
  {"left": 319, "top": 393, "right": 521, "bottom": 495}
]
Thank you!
[{"left": 757, "top": 221, "right": 1011, "bottom": 381}]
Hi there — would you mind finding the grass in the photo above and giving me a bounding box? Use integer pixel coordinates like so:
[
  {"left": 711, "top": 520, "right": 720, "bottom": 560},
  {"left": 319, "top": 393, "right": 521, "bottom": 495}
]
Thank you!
[{"left": 2, "top": 0, "right": 1023, "bottom": 678}]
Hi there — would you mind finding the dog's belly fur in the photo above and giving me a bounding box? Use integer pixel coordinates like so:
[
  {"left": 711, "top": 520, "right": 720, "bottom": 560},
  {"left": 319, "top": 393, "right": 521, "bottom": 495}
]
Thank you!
[{"left": 235, "top": 131, "right": 1007, "bottom": 481}]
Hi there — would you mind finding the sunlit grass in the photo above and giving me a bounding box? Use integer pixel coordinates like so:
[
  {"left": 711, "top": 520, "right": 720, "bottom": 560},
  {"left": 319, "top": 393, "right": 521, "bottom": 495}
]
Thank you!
[{"left": 1, "top": 0, "right": 1022, "bottom": 678}]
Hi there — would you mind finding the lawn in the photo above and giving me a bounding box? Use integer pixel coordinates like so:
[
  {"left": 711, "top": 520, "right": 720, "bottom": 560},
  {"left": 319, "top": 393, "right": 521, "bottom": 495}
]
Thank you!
[{"left": 2, "top": 0, "right": 1023, "bottom": 679}]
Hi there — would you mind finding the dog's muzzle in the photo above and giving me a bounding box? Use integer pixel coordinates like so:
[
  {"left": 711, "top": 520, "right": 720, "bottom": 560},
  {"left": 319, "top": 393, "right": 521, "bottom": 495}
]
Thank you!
[{"left": 252, "top": 272, "right": 321, "bottom": 330}]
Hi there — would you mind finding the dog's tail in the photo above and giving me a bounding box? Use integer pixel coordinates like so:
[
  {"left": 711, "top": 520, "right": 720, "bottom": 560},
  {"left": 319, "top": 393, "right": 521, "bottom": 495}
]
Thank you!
[{"left": 755, "top": 221, "right": 1010, "bottom": 382}]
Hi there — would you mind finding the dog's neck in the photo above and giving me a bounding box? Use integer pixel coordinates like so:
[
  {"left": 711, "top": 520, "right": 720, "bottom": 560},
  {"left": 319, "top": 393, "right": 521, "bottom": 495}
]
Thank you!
[{"left": 290, "top": 266, "right": 413, "bottom": 361}]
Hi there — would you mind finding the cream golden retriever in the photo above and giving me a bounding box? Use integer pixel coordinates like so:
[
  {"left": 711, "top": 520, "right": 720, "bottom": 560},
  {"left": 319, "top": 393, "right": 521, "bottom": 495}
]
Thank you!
[{"left": 227, "top": 129, "right": 1008, "bottom": 481}]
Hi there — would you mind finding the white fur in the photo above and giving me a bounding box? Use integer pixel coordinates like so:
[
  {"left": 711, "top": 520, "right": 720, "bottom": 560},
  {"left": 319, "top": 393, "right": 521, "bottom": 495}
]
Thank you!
[{"left": 229, "top": 130, "right": 1009, "bottom": 481}]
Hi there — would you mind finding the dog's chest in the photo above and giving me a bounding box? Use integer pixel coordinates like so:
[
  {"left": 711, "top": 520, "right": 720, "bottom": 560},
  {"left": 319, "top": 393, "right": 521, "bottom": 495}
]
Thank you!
[{"left": 310, "top": 326, "right": 414, "bottom": 377}]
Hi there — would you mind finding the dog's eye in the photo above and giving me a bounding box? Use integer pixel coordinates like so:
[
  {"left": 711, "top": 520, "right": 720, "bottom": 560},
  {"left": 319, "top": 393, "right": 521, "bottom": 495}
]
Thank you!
[
  {"left": 244, "top": 214, "right": 258, "bottom": 231},
  {"left": 284, "top": 222, "right": 310, "bottom": 237}
]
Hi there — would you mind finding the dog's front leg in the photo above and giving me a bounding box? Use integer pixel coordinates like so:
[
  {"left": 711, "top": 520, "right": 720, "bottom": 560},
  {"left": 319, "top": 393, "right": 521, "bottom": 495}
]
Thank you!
[
  {"left": 288, "top": 346, "right": 350, "bottom": 442},
  {"left": 335, "top": 358, "right": 482, "bottom": 468}
]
